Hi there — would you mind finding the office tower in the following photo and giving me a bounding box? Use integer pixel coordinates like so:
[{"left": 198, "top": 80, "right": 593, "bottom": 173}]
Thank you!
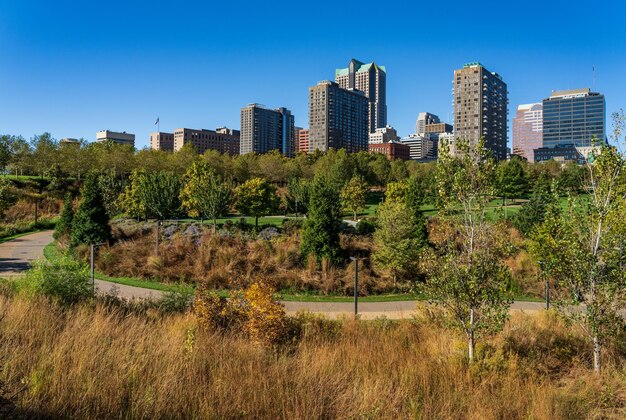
[
  {"left": 369, "top": 141, "right": 410, "bottom": 160},
  {"left": 542, "top": 88, "right": 605, "bottom": 150},
  {"left": 512, "top": 103, "right": 543, "bottom": 161},
  {"left": 308, "top": 81, "right": 369, "bottom": 153},
  {"left": 453, "top": 62, "right": 508, "bottom": 160},
  {"left": 416, "top": 112, "right": 440, "bottom": 136},
  {"left": 95, "top": 130, "right": 135, "bottom": 147},
  {"left": 369, "top": 126, "right": 399, "bottom": 144},
  {"left": 400, "top": 134, "right": 438, "bottom": 160},
  {"left": 150, "top": 132, "right": 175, "bottom": 151},
  {"left": 240, "top": 104, "right": 295, "bottom": 156},
  {"left": 297, "top": 129, "right": 310, "bottom": 153},
  {"left": 335, "top": 59, "right": 387, "bottom": 133},
  {"left": 172, "top": 127, "right": 240, "bottom": 155}
]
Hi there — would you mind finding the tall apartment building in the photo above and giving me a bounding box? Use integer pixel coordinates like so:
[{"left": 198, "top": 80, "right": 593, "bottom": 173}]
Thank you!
[
  {"left": 512, "top": 103, "right": 543, "bottom": 161},
  {"left": 240, "top": 104, "right": 295, "bottom": 157},
  {"left": 335, "top": 59, "right": 387, "bottom": 133},
  {"left": 95, "top": 130, "right": 135, "bottom": 148},
  {"left": 542, "top": 88, "right": 605, "bottom": 152},
  {"left": 297, "top": 129, "right": 310, "bottom": 153},
  {"left": 172, "top": 127, "right": 240, "bottom": 155},
  {"left": 150, "top": 132, "right": 175, "bottom": 151},
  {"left": 453, "top": 62, "right": 508, "bottom": 160},
  {"left": 368, "top": 126, "right": 399, "bottom": 144},
  {"left": 416, "top": 112, "right": 440, "bottom": 136},
  {"left": 308, "top": 81, "right": 369, "bottom": 153}
]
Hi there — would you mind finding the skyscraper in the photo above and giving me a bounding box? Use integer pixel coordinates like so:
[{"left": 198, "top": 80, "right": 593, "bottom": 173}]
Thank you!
[
  {"left": 512, "top": 103, "right": 543, "bottom": 162},
  {"left": 308, "top": 81, "right": 369, "bottom": 153},
  {"left": 335, "top": 59, "right": 387, "bottom": 133},
  {"left": 542, "top": 88, "right": 605, "bottom": 149},
  {"left": 240, "top": 104, "right": 295, "bottom": 156},
  {"left": 453, "top": 62, "right": 508, "bottom": 160}
]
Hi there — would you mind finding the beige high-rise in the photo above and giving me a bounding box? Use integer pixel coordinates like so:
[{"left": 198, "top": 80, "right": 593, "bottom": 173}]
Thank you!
[{"left": 453, "top": 62, "right": 508, "bottom": 160}]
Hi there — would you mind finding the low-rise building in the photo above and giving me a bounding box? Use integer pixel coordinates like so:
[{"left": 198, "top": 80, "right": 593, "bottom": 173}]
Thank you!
[
  {"left": 369, "top": 141, "right": 410, "bottom": 160},
  {"left": 173, "top": 127, "right": 240, "bottom": 155},
  {"left": 96, "top": 130, "right": 135, "bottom": 147},
  {"left": 297, "top": 128, "right": 310, "bottom": 153},
  {"left": 368, "top": 125, "right": 399, "bottom": 144},
  {"left": 150, "top": 132, "right": 175, "bottom": 151},
  {"left": 534, "top": 144, "right": 585, "bottom": 164},
  {"left": 399, "top": 134, "right": 438, "bottom": 160}
]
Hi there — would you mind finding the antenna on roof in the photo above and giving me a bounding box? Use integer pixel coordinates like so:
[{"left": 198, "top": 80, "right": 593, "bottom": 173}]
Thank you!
[{"left": 592, "top": 66, "right": 596, "bottom": 90}]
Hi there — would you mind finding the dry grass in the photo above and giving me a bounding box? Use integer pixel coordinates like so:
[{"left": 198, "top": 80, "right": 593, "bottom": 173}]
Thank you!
[
  {"left": 1, "top": 293, "right": 626, "bottom": 418},
  {"left": 2, "top": 198, "right": 61, "bottom": 224}
]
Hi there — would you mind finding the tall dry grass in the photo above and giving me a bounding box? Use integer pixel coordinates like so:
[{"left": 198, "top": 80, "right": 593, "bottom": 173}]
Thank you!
[{"left": 1, "top": 293, "right": 625, "bottom": 418}]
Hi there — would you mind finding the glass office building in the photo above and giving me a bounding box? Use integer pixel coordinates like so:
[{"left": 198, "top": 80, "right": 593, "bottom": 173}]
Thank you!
[{"left": 542, "top": 88, "right": 605, "bottom": 149}]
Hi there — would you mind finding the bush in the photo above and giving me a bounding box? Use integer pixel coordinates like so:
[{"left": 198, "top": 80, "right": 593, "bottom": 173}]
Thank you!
[
  {"left": 356, "top": 218, "right": 376, "bottom": 235},
  {"left": 281, "top": 218, "right": 303, "bottom": 235},
  {"left": 157, "top": 291, "right": 194, "bottom": 313},
  {"left": 20, "top": 258, "right": 91, "bottom": 305}
]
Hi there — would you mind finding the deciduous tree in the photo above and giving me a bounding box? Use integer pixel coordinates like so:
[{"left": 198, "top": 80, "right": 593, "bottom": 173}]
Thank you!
[
  {"left": 234, "top": 177, "right": 278, "bottom": 228},
  {"left": 340, "top": 174, "right": 368, "bottom": 221}
]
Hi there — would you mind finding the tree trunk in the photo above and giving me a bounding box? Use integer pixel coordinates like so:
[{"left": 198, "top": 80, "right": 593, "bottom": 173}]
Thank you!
[
  {"left": 468, "top": 308, "right": 475, "bottom": 362},
  {"left": 593, "top": 335, "right": 601, "bottom": 374},
  {"left": 255, "top": 216, "right": 258, "bottom": 229},
  {"left": 213, "top": 217, "right": 217, "bottom": 233}
]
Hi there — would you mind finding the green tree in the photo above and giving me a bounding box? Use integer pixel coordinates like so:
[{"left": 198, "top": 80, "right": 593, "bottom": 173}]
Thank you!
[
  {"left": 234, "top": 177, "right": 278, "bottom": 228},
  {"left": 301, "top": 177, "right": 342, "bottom": 263},
  {"left": 0, "top": 177, "right": 16, "bottom": 218},
  {"left": 385, "top": 176, "right": 427, "bottom": 244},
  {"left": 530, "top": 113, "right": 626, "bottom": 373},
  {"left": 0, "top": 135, "right": 13, "bottom": 174},
  {"left": 511, "top": 185, "right": 558, "bottom": 236},
  {"left": 286, "top": 177, "right": 311, "bottom": 217},
  {"left": 180, "top": 161, "right": 232, "bottom": 230},
  {"left": 424, "top": 138, "right": 512, "bottom": 362},
  {"left": 54, "top": 193, "right": 74, "bottom": 240},
  {"left": 373, "top": 200, "right": 424, "bottom": 284},
  {"left": 139, "top": 171, "right": 182, "bottom": 220},
  {"left": 71, "top": 173, "right": 111, "bottom": 247},
  {"left": 496, "top": 156, "right": 528, "bottom": 217},
  {"left": 118, "top": 169, "right": 147, "bottom": 219},
  {"left": 340, "top": 175, "right": 368, "bottom": 220}
]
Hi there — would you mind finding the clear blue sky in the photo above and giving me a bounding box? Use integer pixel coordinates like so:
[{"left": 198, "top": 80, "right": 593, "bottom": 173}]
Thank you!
[{"left": 1, "top": 0, "right": 624, "bottom": 149}]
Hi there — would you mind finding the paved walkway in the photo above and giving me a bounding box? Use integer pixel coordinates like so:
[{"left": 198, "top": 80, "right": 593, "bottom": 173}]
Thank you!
[
  {"left": 2, "top": 231, "right": 548, "bottom": 320},
  {"left": 0, "top": 230, "right": 54, "bottom": 276}
]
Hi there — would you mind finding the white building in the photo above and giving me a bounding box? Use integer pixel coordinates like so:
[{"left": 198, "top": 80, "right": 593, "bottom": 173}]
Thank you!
[
  {"left": 96, "top": 130, "right": 135, "bottom": 147},
  {"left": 368, "top": 125, "right": 399, "bottom": 144}
]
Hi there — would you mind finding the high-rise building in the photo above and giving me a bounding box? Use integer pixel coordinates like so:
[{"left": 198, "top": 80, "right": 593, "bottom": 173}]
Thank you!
[
  {"left": 416, "top": 112, "right": 440, "bottom": 136},
  {"left": 150, "top": 132, "right": 175, "bottom": 151},
  {"left": 335, "top": 59, "right": 387, "bottom": 133},
  {"left": 453, "top": 62, "right": 508, "bottom": 160},
  {"left": 308, "top": 81, "right": 369, "bottom": 153},
  {"left": 297, "top": 129, "right": 310, "bottom": 153},
  {"left": 542, "top": 88, "right": 605, "bottom": 151},
  {"left": 240, "top": 104, "right": 295, "bottom": 156},
  {"left": 512, "top": 103, "right": 543, "bottom": 161},
  {"left": 96, "top": 130, "right": 135, "bottom": 148},
  {"left": 172, "top": 127, "right": 240, "bottom": 155},
  {"left": 368, "top": 126, "right": 399, "bottom": 144}
]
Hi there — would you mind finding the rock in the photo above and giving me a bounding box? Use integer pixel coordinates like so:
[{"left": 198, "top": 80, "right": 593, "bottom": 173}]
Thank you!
[
  {"left": 183, "top": 224, "right": 201, "bottom": 238},
  {"left": 257, "top": 226, "right": 279, "bottom": 240}
]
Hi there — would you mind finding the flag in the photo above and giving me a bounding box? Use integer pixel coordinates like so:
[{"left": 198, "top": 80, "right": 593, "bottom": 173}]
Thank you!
[{"left": 154, "top": 117, "right": 160, "bottom": 125}]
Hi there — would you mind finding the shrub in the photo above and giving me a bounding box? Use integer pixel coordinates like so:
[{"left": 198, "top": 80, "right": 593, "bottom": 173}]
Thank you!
[
  {"left": 356, "top": 218, "right": 376, "bottom": 236},
  {"left": 20, "top": 258, "right": 91, "bottom": 305},
  {"left": 157, "top": 291, "right": 194, "bottom": 313},
  {"left": 281, "top": 218, "right": 303, "bottom": 235}
]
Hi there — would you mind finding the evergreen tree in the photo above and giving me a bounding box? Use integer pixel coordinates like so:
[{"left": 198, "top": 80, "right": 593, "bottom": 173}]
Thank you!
[
  {"left": 496, "top": 156, "right": 528, "bottom": 203},
  {"left": 300, "top": 178, "right": 342, "bottom": 263},
  {"left": 71, "top": 173, "right": 111, "bottom": 247},
  {"left": 54, "top": 193, "right": 74, "bottom": 240}
]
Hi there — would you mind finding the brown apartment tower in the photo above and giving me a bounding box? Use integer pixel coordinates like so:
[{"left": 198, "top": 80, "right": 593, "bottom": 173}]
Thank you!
[
  {"left": 335, "top": 59, "right": 386, "bottom": 133},
  {"left": 453, "top": 62, "right": 508, "bottom": 160}
]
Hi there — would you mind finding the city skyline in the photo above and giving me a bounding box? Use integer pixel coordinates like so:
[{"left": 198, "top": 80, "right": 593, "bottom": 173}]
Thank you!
[{"left": 0, "top": 1, "right": 623, "bottom": 149}]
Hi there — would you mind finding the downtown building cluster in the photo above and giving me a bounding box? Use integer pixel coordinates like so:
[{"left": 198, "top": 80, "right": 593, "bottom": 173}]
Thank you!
[{"left": 97, "top": 59, "right": 605, "bottom": 165}]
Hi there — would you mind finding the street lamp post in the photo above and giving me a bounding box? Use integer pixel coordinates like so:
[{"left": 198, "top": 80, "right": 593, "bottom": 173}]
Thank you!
[
  {"left": 90, "top": 242, "right": 106, "bottom": 295},
  {"left": 350, "top": 256, "right": 359, "bottom": 320}
]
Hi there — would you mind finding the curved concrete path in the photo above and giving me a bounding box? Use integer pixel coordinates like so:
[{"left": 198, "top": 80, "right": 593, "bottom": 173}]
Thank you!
[{"left": 1, "top": 231, "right": 546, "bottom": 319}]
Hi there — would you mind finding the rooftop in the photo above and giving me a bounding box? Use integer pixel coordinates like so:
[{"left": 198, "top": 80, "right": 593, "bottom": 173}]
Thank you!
[
  {"left": 335, "top": 59, "right": 386, "bottom": 77},
  {"left": 549, "top": 88, "right": 591, "bottom": 99}
]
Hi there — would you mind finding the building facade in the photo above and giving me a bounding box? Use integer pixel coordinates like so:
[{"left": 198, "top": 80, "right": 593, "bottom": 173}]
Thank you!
[
  {"left": 172, "top": 127, "right": 240, "bottom": 155},
  {"left": 453, "top": 62, "right": 508, "bottom": 160},
  {"left": 512, "top": 103, "right": 543, "bottom": 161},
  {"left": 308, "top": 81, "right": 369, "bottom": 153},
  {"left": 534, "top": 145, "right": 585, "bottom": 164},
  {"left": 150, "top": 132, "right": 175, "bottom": 151},
  {"left": 297, "top": 128, "right": 310, "bottom": 153},
  {"left": 424, "top": 123, "right": 453, "bottom": 136},
  {"left": 95, "top": 130, "right": 135, "bottom": 148},
  {"left": 399, "top": 134, "right": 438, "bottom": 160},
  {"left": 369, "top": 141, "right": 410, "bottom": 160},
  {"left": 335, "top": 59, "right": 386, "bottom": 133},
  {"left": 542, "top": 88, "right": 605, "bottom": 149},
  {"left": 368, "top": 125, "right": 399, "bottom": 144},
  {"left": 416, "top": 112, "right": 440, "bottom": 136},
  {"left": 240, "top": 104, "right": 295, "bottom": 156}
]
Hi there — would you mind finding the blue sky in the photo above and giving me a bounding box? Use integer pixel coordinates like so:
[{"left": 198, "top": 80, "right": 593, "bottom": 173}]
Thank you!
[{"left": 1, "top": 0, "right": 624, "bottom": 149}]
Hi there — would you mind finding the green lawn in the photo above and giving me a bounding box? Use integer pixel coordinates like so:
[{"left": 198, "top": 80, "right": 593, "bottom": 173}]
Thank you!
[{"left": 0, "top": 229, "right": 48, "bottom": 244}]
